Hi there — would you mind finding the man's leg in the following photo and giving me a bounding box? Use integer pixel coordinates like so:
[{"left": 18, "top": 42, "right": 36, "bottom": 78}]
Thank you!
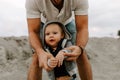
[
  {"left": 27, "top": 53, "right": 42, "bottom": 80},
  {"left": 77, "top": 51, "right": 93, "bottom": 80}
]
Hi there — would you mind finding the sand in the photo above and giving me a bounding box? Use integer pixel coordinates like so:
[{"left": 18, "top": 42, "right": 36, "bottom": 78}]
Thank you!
[{"left": 0, "top": 36, "right": 120, "bottom": 80}]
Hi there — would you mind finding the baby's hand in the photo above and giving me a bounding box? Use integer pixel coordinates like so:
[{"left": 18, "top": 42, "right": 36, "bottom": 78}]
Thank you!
[
  {"left": 47, "top": 58, "right": 58, "bottom": 69},
  {"left": 56, "top": 49, "right": 72, "bottom": 67},
  {"left": 55, "top": 51, "right": 65, "bottom": 67}
]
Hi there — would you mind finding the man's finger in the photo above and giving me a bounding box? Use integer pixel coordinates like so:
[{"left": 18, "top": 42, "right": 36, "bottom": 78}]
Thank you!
[
  {"left": 66, "top": 46, "right": 76, "bottom": 51},
  {"left": 64, "top": 52, "right": 77, "bottom": 57},
  {"left": 42, "top": 55, "right": 52, "bottom": 71},
  {"left": 38, "top": 58, "right": 43, "bottom": 68},
  {"left": 65, "top": 57, "right": 77, "bottom": 61},
  {"left": 44, "top": 61, "right": 52, "bottom": 71}
]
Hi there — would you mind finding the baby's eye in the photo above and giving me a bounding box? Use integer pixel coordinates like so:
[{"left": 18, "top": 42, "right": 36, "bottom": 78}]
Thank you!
[
  {"left": 45, "top": 33, "right": 50, "bottom": 36},
  {"left": 53, "top": 32, "right": 57, "bottom": 34}
]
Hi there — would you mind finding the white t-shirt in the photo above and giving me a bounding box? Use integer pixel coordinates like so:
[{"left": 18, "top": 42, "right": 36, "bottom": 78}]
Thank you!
[{"left": 25, "top": 0, "right": 88, "bottom": 24}]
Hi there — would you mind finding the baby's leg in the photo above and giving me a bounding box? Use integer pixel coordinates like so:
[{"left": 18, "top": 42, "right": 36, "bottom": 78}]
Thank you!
[{"left": 56, "top": 76, "right": 71, "bottom": 80}]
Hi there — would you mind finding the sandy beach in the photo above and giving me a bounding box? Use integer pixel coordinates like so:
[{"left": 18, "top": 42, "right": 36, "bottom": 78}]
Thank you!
[{"left": 0, "top": 36, "right": 120, "bottom": 80}]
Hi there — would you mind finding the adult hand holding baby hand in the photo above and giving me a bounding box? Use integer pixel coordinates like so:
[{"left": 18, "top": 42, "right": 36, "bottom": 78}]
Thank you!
[{"left": 63, "top": 46, "right": 83, "bottom": 61}]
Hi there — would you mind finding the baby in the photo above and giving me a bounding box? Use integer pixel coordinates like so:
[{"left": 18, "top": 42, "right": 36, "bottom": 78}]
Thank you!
[{"left": 42, "top": 21, "right": 77, "bottom": 80}]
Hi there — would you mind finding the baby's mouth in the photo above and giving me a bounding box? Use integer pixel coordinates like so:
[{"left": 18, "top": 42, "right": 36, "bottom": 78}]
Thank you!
[{"left": 50, "top": 39, "right": 55, "bottom": 42}]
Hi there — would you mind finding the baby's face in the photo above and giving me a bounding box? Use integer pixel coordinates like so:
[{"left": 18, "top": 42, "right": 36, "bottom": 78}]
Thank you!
[{"left": 45, "top": 24, "right": 64, "bottom": 49}]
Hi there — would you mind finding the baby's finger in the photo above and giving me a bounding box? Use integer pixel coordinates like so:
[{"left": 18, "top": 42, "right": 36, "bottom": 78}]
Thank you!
[
  {"left": 58, "top": 59, "right": 61, "bottom": 67},
  {"left": 58, "top": 58, "right": 63, "bottom": 67},
  {"left": 60, "top": 59, "right": 63, "bottom": 66}
]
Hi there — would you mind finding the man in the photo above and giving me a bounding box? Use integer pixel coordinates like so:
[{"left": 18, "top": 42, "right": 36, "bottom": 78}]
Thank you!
[{"left": 25, "top": 0, "right": 92, "bottom": 80}]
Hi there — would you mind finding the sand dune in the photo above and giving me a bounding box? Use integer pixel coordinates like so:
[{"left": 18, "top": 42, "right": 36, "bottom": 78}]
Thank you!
[{"left": 0, "top": 36, "right": 120, "bottom": 80}]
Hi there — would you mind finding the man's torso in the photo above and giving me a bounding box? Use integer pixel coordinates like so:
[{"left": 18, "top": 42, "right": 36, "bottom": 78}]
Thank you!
[{"left": 26, "top": 0, "right": 88, "bottom": 24}]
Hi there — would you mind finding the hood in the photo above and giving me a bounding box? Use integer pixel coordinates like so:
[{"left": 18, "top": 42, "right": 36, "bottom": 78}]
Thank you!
[{"left": 42, "top": 21, "right": 72, "bottom": 49}]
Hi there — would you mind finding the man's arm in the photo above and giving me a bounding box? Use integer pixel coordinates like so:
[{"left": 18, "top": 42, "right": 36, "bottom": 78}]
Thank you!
[
  {"left": 64, "top": 15, "right": 88, "bottom": 61},
  {"left": 64, "top": 15, "right": 92, "bottom": 80},
  {"left": 75, "top": 15, "right": 88, "bottom": 47},
  {"left": 27, "top": 18, "right": 42, "bottom": 51},
  {"left": 27, "top": 18, "right": 53, "bottom": 71},
  {"left": 75, "top": 15, "right": 93, "bottom": 80}
]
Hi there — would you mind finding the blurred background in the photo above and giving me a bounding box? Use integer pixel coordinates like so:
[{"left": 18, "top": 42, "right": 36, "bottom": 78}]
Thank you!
[{"left": 0, "top": 0, "right": 120, "bottom": 38}]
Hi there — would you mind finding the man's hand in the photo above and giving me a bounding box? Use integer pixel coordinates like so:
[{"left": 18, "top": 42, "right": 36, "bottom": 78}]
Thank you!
[
  {"left": 63, "top": 46, "right": 81, "bottom": 61},
  {"left": 37, "top": 50, "right": 54, "bottom": 71}
]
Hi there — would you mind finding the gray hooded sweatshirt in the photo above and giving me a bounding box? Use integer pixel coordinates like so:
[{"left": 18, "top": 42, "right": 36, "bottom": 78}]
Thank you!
[{"left": 42, "top": 21, "right": 77, "bottom": 80}]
